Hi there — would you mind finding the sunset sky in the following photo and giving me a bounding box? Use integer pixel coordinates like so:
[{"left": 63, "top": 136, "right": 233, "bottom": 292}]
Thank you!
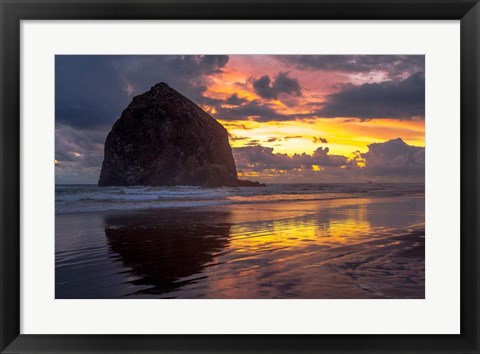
[{"left": 55, "top": 55, "right": 425, "bottom": 184}]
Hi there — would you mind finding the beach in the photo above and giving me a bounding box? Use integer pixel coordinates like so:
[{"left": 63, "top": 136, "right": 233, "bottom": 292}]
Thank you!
[{"left": 56, "top": 184, "right": 424, "bottom": 299}]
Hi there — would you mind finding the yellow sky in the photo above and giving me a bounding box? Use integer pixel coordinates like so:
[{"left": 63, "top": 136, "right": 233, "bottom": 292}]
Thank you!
[{"left": 221, "top": 118, "right": 424, "bottom": 157}]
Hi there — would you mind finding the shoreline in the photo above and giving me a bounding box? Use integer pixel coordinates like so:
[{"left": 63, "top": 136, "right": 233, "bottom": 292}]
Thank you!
[{"left": 55, "top": 193, "right": 425, "bottom": 216}]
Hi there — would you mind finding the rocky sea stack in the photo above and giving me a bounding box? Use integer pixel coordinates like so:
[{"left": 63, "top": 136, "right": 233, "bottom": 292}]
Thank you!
[{"left": 98, "top": 83, "right": 264, "bottom": 187}]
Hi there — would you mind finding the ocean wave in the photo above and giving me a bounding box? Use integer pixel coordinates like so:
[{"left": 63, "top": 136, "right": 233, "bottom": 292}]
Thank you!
[{"left": 55, "top": 183, "right": 424, "bottom": 214}]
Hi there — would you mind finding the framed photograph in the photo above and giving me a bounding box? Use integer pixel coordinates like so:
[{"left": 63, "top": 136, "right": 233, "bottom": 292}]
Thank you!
[{"left": 1, "top": 0, "right": 479, "bottom": 353}]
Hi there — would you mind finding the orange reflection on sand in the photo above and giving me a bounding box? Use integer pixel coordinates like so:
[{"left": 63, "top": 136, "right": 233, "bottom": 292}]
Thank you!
[
  {"left": 314, "top": 203, "right": 374, "bottom": 244},
  {"left": 221, "top": 199, "right": 381, "bottom": 255}
]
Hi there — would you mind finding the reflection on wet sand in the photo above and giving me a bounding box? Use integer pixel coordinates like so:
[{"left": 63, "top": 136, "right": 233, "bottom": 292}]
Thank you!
[
  {"left": 194, "top": 197, "right": 424, "bottom": 298},
  {"left": 55, "top": 196, "right": 425, "bottom": 299},
  {"left": 104, "top": 211, "right": 231, "bottom": 296}
]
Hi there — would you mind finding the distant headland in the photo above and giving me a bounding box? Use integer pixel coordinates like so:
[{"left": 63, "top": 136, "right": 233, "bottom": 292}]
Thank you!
[{"left": 98, "top": 82, "right": 264, "bottom": 187}]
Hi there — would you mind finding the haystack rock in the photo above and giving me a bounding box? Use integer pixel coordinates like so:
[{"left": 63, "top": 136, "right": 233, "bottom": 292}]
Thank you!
[{"left": 98, "top": 83, "right": 264, "bottom": 187}]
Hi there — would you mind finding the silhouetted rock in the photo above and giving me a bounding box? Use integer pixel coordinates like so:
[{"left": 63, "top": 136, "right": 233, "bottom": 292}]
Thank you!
[{"left": 98, "top": 83, "right": 264, "bottom": 187}]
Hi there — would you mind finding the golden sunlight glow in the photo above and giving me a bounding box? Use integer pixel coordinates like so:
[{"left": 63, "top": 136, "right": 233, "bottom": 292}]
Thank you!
[{"left": 222, "top": 118, "right": 424, "bottom": 157}]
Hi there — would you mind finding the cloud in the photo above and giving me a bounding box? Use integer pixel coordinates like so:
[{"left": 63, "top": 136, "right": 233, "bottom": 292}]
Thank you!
[
  {"left": 245, "top": 139, "right": 261, "bottom": 146},
  {"left": 217, "top": 72, "right": 424, "bottom": 122},
  {"left": 228, "top": 133, "right": 248, "bottom": 141},
  {"left": 215, "top": 100, "right": 293, "bottom": 122},
  {"left": 276, "top": 55, "right": 424, "bottom": 77},
  {"left": 233, "top": 145, "right": 347, "bottom": 172},
  {"left": 55, "top": 56, "right": 128, "bottom": 130},
  {"left": 225, "top": 94, "right": 248, "bottom": 106},
  {"left": 55, "top": 123, "right": 107, "bottom": 183},
  {"left": 319, "top": 72, "right": 424, "bottom": 119},
  {"left": 252, "top": 72, "right": 302, "bottom": 100},
  {"left": 361, "top": 138, "right": 424, "bottom": 178},
  {"left": 232, "top": 138, "right": 424, "bottom": 183},
  {"left": 313, "top": 137, "right": 328, "bottom": 144}
]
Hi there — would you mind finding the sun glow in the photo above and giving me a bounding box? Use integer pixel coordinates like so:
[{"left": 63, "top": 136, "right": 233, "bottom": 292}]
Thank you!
[{"left": 222, "top": 118, "right": 424, "bottom": 157}]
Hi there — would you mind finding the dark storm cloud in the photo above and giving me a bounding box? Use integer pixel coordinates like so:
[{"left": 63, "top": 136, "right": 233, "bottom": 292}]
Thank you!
[
  {"left": 168, "top": 55, "right": 228, "bottom": 75},
  {"left": 55, "top": 56, "right": 127, "bottom": 129},
  {"left": 252, "top": 72, "right": 302, "bottom": 100},
  {"left": 319, "top": 72, "right": 425, "bottom": 119},
  {"left": 276, "top": 55, "right": 424, "bottom": 77},
  {"left": 55, "top": 55, "right": 229, "bottom": 130}
]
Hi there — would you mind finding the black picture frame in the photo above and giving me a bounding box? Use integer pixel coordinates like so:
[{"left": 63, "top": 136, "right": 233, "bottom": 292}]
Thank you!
[{"left": 1, "top": 0, "right": 479, "bottom": 353}]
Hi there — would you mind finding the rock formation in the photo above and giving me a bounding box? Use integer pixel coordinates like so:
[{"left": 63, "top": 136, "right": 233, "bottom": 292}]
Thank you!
[{"left": 98, "top": 83, "right": 264, "bottom": 187}]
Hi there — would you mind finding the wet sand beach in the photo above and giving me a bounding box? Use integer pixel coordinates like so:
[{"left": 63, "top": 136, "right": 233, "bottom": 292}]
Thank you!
[{"left": 56, "top": 195, "right": 424, "bottom": 299}]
